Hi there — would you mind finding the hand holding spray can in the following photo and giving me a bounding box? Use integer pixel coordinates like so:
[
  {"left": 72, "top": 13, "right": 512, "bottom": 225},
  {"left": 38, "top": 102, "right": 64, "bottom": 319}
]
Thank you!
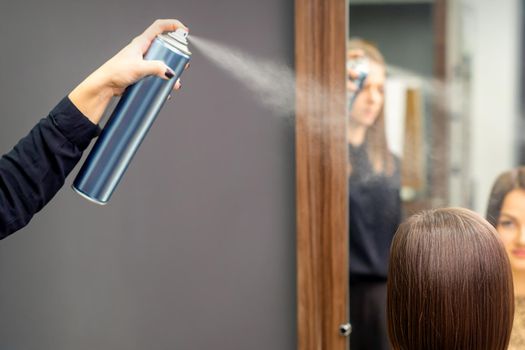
[
  {"left": 347, "top": 57, "right": 369, "bottom": 109},
  {"left": 73, "top": 28, "right": 191, "bottom": 205}
]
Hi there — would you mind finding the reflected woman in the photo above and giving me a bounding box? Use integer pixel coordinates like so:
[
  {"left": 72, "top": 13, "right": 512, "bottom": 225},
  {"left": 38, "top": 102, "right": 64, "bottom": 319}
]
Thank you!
[
  {"left": 487, "top": 167, "right": 525, "bottom": 349},
  {"left": 347, "top": 39, "right": 401, "bottom": 350}
]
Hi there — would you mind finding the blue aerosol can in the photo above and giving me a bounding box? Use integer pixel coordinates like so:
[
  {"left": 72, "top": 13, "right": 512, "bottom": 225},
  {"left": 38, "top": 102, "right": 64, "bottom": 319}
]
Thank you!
[{"left": 72, "top": 28, "right": 191, "bottom": 205}]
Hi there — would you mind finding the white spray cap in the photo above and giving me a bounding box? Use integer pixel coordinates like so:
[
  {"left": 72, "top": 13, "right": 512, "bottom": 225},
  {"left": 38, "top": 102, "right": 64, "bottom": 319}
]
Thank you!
[
  {"left": 168, "top": 28, "right": 189, "bottom": 45},
  {"left": 159, "top": 28, "right": 191, "bottom": 56}
]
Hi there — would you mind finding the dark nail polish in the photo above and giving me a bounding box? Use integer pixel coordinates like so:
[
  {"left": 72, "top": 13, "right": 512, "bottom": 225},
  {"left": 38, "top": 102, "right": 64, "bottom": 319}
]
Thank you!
[{"left": 165, "top": 69, "right": 174, "bottom": 79}]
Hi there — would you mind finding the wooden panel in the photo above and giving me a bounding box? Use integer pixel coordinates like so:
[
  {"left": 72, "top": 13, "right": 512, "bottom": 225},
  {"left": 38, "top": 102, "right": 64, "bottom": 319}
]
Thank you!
[
  {"left": 295, "top": 0, "right": 348, "bottom": 349},
  {"left": 402, "top": 88, "right": 425, "bottom": 191}
]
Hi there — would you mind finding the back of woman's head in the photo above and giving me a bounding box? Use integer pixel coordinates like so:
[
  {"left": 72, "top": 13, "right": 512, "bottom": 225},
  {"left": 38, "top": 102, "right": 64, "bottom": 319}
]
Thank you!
[
  {"left": 387, "top": 207, "right": 514, "bottom": 350},
  {"left": 486, "top": 166, "right": 525, "bottom": 227}
]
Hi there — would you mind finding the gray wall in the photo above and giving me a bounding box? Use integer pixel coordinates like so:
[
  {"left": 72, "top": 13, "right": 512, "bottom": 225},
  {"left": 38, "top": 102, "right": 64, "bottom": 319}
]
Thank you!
[
  {"left": 349, "top": 3, "right": 434, "bottom": 77},
  {"left": 0, "top": 1, "right": 296, "bottom": 349}
]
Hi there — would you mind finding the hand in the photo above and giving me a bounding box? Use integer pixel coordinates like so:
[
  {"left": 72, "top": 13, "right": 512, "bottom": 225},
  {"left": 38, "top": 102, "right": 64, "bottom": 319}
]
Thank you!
[
  {"left": 69, "top": 19, "right": 189, "bottom": 125},
  {"left": 347, "top": 49, "right": 365, "bottom": 94}
]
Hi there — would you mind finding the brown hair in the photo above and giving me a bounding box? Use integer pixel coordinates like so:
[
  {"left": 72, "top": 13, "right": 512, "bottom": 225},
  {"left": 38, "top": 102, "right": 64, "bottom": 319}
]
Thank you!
[
  {"left": 486, "top": 166, "right": 525, "bottom": 227},
  {"left": 348, "top": 38, "right": 394, "bottom": 175},
  {"left": 387, "top": 208, "right": 514, "bottom": 350}
]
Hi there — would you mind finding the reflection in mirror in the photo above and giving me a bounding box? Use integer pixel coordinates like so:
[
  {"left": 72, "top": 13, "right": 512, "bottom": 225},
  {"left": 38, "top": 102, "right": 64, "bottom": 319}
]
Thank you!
[
  {"left": 487, "top": 167, "right": 525, "bottom": 349},
  {"left": 347, "top": 38, "right": 400, "bottom": 350},
  {"left": 347, "top": 0, "right": 523, "bottom": 348}
]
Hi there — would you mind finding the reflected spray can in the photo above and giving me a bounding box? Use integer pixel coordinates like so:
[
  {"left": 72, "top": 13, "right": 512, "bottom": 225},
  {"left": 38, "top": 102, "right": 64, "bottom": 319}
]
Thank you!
[
  {"left": 347, "top": 57, "right": 369, "bottom": 109},
  {"left": 72, "top": 28, "right": 191, "bottom": 205}
]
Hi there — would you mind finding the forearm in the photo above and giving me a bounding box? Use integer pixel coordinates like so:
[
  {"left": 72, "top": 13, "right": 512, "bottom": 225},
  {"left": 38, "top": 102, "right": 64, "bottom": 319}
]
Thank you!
[
  {"left": 0, "top": 97, "right": 99, "bottom": 237},
  {"left": 68, "top": 69, "right": 114, "bottom": 125}
]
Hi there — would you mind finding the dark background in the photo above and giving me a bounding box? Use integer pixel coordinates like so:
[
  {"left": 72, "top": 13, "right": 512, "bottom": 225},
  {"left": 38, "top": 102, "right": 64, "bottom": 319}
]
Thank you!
[{"left": 0, "top": 1, "right": 296, "bottom": 349}]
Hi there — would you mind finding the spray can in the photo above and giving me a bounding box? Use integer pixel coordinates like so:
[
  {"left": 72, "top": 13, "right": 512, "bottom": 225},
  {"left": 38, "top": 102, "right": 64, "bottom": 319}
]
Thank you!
[
  {"left": 72, "top": 28, "right": 191, "bottom": 205},
  {"left": 347, "top": 57, "right": 369, "bottom": 109}
]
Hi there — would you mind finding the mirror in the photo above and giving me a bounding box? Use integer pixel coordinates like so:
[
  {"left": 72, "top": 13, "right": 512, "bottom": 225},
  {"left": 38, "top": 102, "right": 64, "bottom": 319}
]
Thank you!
[{"left": 346, "top": 0, "right": 523, "bottom": 349}]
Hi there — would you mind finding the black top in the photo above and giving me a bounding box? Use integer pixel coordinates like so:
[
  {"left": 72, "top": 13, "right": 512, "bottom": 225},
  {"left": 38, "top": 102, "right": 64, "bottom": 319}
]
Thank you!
[
  {"left": 349, "top": 143, "right": 401, "bottom": 281},
  {"left": 0, "top": 97, "right": 100, "bottom": 238}
]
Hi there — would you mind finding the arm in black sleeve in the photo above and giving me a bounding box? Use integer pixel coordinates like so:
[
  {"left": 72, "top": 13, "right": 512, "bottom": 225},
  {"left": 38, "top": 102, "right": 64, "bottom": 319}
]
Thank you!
[{"left": 0, "top": 97, "right": 100, "bottom": 238}]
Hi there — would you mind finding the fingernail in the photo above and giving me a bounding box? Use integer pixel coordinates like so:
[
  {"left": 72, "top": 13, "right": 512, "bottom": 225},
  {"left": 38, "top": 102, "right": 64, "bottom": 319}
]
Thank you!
[{"left": 165, "top": 68, "right": 175, "bottom": 79}]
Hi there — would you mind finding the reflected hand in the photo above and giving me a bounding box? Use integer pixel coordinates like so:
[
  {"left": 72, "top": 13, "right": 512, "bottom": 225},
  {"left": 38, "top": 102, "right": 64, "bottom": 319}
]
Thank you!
[{"left": 347, "top": 48, "right": 365, "bottom": 93}]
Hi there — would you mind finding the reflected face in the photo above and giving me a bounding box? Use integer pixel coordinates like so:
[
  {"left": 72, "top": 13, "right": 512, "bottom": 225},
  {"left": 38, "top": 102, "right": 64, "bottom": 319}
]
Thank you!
[
  {"left": 349, "top": 60, "right": 386, "bottom": 128},
  {"left": 497, "top": 189, "right": 525, "bottom": 272}
]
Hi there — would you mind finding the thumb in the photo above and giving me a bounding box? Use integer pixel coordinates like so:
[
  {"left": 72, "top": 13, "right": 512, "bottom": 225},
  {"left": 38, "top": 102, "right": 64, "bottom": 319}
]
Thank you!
[{"left": 139, "top": 60, "right": 175, "bottom": 80}]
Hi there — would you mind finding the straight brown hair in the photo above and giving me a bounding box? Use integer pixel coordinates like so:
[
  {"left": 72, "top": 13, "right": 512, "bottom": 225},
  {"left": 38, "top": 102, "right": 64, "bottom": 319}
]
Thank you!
[{"left": 387, "top": 207, "right": 514, "bottom": 350}]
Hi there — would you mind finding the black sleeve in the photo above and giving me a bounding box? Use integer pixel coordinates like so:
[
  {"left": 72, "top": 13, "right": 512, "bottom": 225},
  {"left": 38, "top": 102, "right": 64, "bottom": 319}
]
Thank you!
[{"left": 0, "top": 97, "right": 100, "bottom": 238}]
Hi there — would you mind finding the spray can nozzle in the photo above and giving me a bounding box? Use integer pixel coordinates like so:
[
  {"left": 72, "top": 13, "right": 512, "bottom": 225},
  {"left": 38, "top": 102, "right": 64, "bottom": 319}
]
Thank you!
[{"left": 168, "top": 28, "right": 189, "bottom": 44}]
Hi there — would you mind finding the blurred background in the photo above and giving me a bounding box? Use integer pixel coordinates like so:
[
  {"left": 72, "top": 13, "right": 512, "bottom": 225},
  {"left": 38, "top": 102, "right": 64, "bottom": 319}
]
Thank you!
[{"left": 349, "top": 0, "right": 523, "bottom": 215}]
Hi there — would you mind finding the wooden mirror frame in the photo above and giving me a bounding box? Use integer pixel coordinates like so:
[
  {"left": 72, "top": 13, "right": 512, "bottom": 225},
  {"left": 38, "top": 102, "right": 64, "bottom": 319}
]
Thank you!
[
  {"left": 295, "top": 0, "right": 447, "bottom": 349},
  {"left": 295, "top": 0, "right": 348, "bottom": 349}
]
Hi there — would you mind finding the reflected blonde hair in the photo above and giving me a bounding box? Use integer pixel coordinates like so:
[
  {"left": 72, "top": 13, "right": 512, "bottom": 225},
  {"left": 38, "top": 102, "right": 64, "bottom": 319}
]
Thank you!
[
  {"left": 348, "top": 38, "right": 394, "bottom": 175},
  {"left": 387, "top": 208, "right": 514, "bottom": 350}
]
